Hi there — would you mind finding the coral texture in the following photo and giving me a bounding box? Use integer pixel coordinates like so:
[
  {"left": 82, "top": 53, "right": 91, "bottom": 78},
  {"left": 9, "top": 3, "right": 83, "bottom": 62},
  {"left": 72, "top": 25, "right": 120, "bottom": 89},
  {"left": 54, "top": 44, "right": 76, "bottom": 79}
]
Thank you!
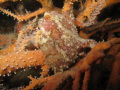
[{"left": 0, "top": 0, "right": 120, "bottom": 90}]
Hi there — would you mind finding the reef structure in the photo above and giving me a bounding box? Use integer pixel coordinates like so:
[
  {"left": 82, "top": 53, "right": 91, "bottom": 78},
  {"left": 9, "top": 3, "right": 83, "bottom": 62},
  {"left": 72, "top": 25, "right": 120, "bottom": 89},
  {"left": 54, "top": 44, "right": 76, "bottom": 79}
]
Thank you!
[{"left": 0, "top": 0, "right": 119, "bottom": 90}]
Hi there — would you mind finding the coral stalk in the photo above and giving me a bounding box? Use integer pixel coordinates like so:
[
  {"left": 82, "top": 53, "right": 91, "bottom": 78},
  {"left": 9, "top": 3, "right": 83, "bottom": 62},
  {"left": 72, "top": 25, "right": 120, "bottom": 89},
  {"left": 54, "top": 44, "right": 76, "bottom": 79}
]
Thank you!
[{"left": 0, "top": 50, "right": 45, "bottom": 76}]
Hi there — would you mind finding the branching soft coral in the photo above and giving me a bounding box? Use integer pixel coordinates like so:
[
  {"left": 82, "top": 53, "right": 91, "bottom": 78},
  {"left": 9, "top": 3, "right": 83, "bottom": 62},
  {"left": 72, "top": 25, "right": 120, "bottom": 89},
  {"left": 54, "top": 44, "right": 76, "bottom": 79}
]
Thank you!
[{"left": 0, "top": 0, "right": 120, "bottom": 90}]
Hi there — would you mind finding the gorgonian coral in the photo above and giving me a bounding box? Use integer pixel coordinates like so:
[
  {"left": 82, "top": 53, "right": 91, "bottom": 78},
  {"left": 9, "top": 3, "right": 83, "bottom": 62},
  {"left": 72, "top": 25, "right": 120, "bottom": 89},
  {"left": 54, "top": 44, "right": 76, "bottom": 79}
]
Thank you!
[{"left": 0, "top": 0, "right": 120, "bottom": 90}]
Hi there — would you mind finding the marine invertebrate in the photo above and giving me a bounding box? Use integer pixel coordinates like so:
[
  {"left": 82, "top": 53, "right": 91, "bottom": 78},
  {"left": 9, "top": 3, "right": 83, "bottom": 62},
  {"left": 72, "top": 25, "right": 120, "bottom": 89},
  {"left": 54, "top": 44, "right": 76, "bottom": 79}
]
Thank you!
[
  {"left": 0, "top": 0, "right": 120, "bottom": 90},
  {"left": 76, "top": 0, "right": 120, "bottom": 28},
  {"left": 0, "top": 50, "right": 45, "bottom": 77}
]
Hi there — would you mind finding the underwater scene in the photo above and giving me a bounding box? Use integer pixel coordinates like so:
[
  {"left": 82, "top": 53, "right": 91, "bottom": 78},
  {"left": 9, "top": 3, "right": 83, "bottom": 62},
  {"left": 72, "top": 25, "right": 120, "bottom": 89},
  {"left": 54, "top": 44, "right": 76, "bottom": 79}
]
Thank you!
[{"left": 0, "top": 0, "right": 120, "bottom": 90}]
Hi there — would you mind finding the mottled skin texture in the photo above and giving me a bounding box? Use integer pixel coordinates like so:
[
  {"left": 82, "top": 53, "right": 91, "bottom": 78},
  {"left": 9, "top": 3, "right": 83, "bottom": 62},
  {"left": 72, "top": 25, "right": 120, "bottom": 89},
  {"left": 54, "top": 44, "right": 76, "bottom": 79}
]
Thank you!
[{"left": 15, "top": 10, "right": 97, "bottom": 72}]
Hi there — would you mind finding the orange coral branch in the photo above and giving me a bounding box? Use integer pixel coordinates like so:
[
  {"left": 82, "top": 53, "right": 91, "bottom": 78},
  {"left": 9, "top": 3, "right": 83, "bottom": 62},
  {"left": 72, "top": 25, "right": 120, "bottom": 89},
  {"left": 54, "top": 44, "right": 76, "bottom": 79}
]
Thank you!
[
  {"left": 37, "top": 0, "right": 53, "bottom": 9},
  {"left": 0, "top": 45, "right": 15, "bottom": 55},
  {"left": 82, "top": 68, "right": 91, "bottom": 90},
  {"left": 0, "top": 0, "right": 120, "bottom": 89},
  {"left": 23, "top": 75, "right": 52, "bottom": 90},
  {"left": 0, "top": 0, "right": 19, "bottom": 4},
  {"left": 106, "top": 46, "right": 120, "bottom": 90},
  {"left": 63, "top": 0, "right": 73, "bottom": 12},
  {"left": 0, "top": 50, "right": 45, "bottom": 76},
  {"left": 76, "top": 0, "right": 120, "bottom": 28},
  {"left": 0, "top": 7, "right": 46, "bottom": 22},
  {"left": 76, "top": 0, "right": 106, "bottom": 27},
  {"left": 105, "top": 0, "right": 120, "bottom": 7},
  {"left": 63, "top": 0, "right": 78, "bottom": 12},
  {"left": 73, "top": 69, "right": 83, "bottom": 90}
]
